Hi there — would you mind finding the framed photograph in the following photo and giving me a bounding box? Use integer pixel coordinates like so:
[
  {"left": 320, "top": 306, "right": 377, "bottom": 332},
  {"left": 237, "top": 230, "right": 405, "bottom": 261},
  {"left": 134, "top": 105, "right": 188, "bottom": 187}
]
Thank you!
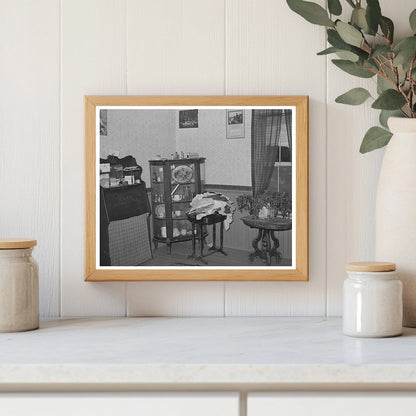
[
  {"left": 179, "top": 109, "right": 198, "bottom": 128},
  {"left": 85, "top": 96, "right": 308, "bottom": 281},
  {"left": 226, "top": 109, "right": 245, "bottom": 139}
]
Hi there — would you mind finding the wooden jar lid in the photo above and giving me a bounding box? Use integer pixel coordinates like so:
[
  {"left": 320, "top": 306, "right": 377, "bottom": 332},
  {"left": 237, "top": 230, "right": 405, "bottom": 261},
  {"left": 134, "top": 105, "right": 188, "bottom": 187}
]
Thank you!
[
  {"left": 346, "top": 261, "right": 396, "bottom": 272},
  {"left": 0, "top": 239, "right": 37, "bottom": 249}
]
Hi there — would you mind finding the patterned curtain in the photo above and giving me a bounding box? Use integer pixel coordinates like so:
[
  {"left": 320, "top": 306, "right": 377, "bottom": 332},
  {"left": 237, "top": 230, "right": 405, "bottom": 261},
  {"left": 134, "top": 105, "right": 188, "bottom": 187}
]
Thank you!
[
  {"left": 251, "top": 109, "right": 284, "bottom": 195},
  {"left": 284, "top": 109, "right": 292, "bottom": 163}
]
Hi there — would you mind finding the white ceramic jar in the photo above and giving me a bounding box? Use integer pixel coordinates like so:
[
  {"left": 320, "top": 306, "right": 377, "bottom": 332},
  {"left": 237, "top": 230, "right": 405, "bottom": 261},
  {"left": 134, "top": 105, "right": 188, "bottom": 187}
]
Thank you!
[
  {"left": 0, "top": 239, "right": 39, "bottom": 332},
  {"left": 343, "top": 262, "right": 402, "bottom": 338}
]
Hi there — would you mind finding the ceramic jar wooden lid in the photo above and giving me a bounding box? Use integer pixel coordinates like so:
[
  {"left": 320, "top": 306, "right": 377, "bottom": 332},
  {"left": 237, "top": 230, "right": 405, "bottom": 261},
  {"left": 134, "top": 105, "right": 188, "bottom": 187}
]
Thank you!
[
  {"left": 0, "top": 239, "right": 37, "bottom": 249},
  {"left": 346, "top": 261, "right": 396, "bottom": 272}
]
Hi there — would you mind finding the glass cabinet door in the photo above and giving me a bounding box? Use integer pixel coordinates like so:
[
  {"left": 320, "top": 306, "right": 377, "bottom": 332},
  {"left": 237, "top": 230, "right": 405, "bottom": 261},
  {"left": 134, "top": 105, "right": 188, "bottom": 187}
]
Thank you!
[
  {"left": 169, "top": 162, "right": 196, "bottom": 238},
  {"left": 150, "top": 164, "right": 166, "bottom": 240}
]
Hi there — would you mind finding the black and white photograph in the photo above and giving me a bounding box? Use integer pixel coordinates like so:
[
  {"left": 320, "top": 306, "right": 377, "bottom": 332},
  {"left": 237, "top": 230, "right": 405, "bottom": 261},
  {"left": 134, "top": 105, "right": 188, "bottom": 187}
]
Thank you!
[
  {"left": 97, "top": 107, "right": 295, "bottom": 269},
  {"left": 226, "top": 109, "right": 245, "bottom": 139},
  {"left": 178, "top": 109, "right": 198, "bottom": 128}
]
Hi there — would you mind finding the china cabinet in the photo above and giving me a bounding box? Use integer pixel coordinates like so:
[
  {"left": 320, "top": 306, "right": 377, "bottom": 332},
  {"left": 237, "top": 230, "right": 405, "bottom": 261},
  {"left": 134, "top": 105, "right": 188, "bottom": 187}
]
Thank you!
[{"left": 149, "top": 158, "right": 205, "bottom": 252}]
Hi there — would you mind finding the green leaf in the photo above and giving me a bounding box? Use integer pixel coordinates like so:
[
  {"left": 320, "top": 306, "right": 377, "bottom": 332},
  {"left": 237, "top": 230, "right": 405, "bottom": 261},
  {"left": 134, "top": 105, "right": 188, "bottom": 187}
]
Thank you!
[
  {"left": 377, "top": 75, "right": 392, "bottom": 94},
  {"left": 360, "top": 127, "right": 392, "bottom": 153},
  {"left": 380, "top": 16, "right": 394, "bottom": 44},
  {"left": 366, "top": 0, "right": 382, "bottom": 35},
  {"left": 327, "top": 29, "right": 348, "bottom": 49},
  {"left": 317, "top": 46, "right": 358, "bottom": 61},
  {"left": 410, "top": 9, "right": 416, "bottom": 32},
  {"left": 351, "top": 7, "right": 368, "bottom": 32},
  {"left": 335, "top": 87, "right": 371, "bottom": 105},
  {"left": 335, "top": 50, "right": 359, "bottom": 62},
  {"left": 317, "top": 47, "right": 338, "bottom": 55},
  {"left": 362, "top": 59, "right": 379, "bottom": 72},
  {"left": 394, "top": 36, "right": 416, "bottom": 71},
  {"left": 286, "top": 0, "right": 334, "bottom": 27},
  {"left": 336, "top": 21, "right": 363, "bottom": 47},
  {"left": 332, "top": 59, "right": 375, "bottom": 78},
  {"left": 372, "top": 89, "right": 406, "bottom": 110},
  {"left": 371, "top": 46, "right": 392, "bottom": 58},
  {"left": 379, "top": 110, "right": 402, "bottom": 129},
  {"left": 328, "top": 0, "right": 342, "bottom": 16},
  {"left": 327, "top": 29, "right": 369, "bottom": 59}
]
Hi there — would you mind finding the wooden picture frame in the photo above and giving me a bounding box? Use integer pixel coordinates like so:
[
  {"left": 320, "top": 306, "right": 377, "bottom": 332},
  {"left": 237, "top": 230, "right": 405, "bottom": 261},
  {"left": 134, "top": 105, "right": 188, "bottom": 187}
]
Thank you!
[{"left": 85, "top": 96, "right": 308, "bottom": 281}]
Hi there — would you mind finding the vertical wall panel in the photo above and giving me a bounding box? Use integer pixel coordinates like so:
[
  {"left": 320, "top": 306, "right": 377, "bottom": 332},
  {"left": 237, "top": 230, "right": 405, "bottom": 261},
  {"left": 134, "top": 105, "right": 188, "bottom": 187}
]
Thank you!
[
  {"left": 61, "top": 0, "right": 127, "bottom": 316},
  {"left": 126, "top": 0, "right": 225, "bottom": 95},
  {"left": 224, "top": 0, "right": 327, "bottom": 316},
  {"left": 125, "top": 0, "right": 226, "bottom": 316},
  {"left": 326, "top": 0, "right": 416, "bottom": 316},
  {"left": 0, "top": 1, "right": 60, "bottom": 316}
]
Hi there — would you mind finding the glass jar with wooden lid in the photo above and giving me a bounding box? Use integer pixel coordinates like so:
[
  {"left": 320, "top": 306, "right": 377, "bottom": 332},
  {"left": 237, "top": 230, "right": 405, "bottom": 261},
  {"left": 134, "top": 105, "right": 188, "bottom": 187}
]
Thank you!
[
  {"left": 343, "top": 261, "right": 402, "bottom": 338},
  {"left": 0, "top": 239, "right": 39, "bottom": 332}
]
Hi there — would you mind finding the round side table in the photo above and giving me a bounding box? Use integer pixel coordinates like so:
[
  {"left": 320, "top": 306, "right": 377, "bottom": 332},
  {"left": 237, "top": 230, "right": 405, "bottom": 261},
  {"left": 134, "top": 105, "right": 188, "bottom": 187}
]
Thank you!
[{"left": 241, "top": 216, "right": 292, "bottom": 266}]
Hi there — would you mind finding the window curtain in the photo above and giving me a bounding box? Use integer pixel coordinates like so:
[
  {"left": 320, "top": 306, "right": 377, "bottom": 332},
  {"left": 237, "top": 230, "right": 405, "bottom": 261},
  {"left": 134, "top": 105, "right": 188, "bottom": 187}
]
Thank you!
[
  {"left": 251, "top": 109, "right": 284, "bottom": 195},
  {"left": 284, "top": 109, "right": 292, "bottom": 163}
]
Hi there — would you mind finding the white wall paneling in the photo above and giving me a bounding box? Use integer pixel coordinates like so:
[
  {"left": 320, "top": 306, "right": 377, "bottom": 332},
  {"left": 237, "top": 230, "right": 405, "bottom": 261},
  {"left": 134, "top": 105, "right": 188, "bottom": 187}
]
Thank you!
[
  {"left": 126, "top": 0, "right": 226, "bottom": 95},
  {"left": 0, "top": 0, "right": 60, "bottom": 317},
  {"left": 61, "top": 0, "right": 128, "bottom": 316},
  {"left": 127, "top": 281, "right": 225, "bottom": 316},
  {"left": 3, "top": 0, "right": 412, "bottom": 317},
  {"left": 224, "top": 0, "right": 327, "bottom": 316}
]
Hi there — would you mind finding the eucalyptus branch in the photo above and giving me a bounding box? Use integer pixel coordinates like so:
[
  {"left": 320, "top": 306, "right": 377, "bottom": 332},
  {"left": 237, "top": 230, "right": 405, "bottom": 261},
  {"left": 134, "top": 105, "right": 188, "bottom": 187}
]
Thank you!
[{"left": 286, "top": 0, "right": 416, "bottom": 152}]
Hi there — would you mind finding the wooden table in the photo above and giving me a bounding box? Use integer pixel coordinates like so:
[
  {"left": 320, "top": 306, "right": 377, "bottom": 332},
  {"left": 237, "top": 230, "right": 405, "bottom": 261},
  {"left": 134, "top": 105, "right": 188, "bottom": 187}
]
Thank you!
[
  {"left": 241, "top": 216, "right": 292, "bottom": 266},
  {"left": 187, "top": 212, "right": 227, "bottom": 264}
]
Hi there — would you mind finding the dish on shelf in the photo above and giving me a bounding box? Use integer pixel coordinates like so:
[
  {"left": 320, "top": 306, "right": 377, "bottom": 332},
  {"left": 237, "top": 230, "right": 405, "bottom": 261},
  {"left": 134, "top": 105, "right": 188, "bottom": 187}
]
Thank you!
[
  {"left": 155, "top": 204, "right": 165, "bottom": 218},
  {"left": 172, "top": 165, "right": 193, "bottom": 184}
]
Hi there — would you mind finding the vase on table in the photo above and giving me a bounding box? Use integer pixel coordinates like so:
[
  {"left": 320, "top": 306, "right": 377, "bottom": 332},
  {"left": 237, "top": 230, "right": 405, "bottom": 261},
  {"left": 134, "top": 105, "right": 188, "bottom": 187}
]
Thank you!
[{"left": 376, "top": 117, "right": 416, "bottom": 327}]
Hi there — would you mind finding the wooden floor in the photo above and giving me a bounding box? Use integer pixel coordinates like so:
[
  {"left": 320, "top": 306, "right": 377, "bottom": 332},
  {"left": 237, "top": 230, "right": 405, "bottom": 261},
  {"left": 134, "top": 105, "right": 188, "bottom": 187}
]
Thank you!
[{"left": 141, "top": 240, "right": 292, "bottom": 267}]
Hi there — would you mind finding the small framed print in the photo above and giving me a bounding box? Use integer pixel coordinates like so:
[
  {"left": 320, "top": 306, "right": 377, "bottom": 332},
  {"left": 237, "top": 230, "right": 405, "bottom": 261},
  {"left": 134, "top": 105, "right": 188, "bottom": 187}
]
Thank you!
[
  {"left": 179, "top": 109, "right": 198, "bottom": 128},
  {"left": 226, "top": 109, "right": 244, "bottom": 139}
]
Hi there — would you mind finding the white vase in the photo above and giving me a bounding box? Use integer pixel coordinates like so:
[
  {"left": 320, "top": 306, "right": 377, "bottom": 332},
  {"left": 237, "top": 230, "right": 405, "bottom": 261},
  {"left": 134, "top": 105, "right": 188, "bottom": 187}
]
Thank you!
[{"left": 375, "top": 117, "right": 416, "bottom": 327}]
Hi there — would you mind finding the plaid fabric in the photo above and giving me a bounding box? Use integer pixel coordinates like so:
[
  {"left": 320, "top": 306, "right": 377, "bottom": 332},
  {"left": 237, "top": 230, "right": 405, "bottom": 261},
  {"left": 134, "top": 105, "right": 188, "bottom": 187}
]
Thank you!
[
  {"left": 108, "top": 214, "right": 152, "bottom": 266},
  {"left": 251, "top": 109, "right": 284, "bottom": 195}
]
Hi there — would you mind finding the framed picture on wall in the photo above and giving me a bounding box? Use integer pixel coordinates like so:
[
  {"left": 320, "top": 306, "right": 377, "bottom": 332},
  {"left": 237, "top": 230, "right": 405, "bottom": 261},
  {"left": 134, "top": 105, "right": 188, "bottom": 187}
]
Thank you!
[
  {"left": 179, "top": 109, "right": 198, "bottom": 128},
  {"left": 84, "top": 96, "right": 309, "bottom": 281},
  {"left": 226, "top": 109, "right": 245, "bottom": 139}
]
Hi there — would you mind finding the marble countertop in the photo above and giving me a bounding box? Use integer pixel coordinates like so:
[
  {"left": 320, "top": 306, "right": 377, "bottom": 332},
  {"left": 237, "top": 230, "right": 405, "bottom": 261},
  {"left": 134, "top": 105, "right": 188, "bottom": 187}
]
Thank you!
[{"left": 1, "top": 317, "right": 416, "bottom": 388}]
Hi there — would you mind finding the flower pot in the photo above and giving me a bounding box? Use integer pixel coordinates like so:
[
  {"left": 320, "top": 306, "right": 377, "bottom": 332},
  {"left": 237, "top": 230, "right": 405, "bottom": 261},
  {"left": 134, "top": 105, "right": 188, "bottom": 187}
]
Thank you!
[
  {"left": 258, "top": 206, "right": 275, "bottom": 219},
  {"left": 376, "top": 117, "right": 416, "bottom": 327}
]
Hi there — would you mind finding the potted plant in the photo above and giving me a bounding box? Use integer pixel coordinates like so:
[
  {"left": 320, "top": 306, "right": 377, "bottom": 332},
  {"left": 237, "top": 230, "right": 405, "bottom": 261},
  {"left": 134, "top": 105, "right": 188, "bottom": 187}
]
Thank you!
[
  {"left": 237, "top": 191, "right": 292, "bottom": 219},
  {"left": 287, "top": 0, "right": 416, "bottom": 326},
  {"left": 287, "top": 0, "right": 416, "bottom": 152}
]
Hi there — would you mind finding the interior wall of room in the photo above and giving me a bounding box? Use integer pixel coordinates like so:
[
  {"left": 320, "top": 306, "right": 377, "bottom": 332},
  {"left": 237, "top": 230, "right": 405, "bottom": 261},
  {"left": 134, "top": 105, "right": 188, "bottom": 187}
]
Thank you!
[
  {"left": 100, "top": 109, "right": 176, "bottom": 184},
  {"left": 175, "top": 109, "right": 252, "bottom": 186},
  {"left": 2, "top": 0, "right": 414, "bottom": 317}
]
